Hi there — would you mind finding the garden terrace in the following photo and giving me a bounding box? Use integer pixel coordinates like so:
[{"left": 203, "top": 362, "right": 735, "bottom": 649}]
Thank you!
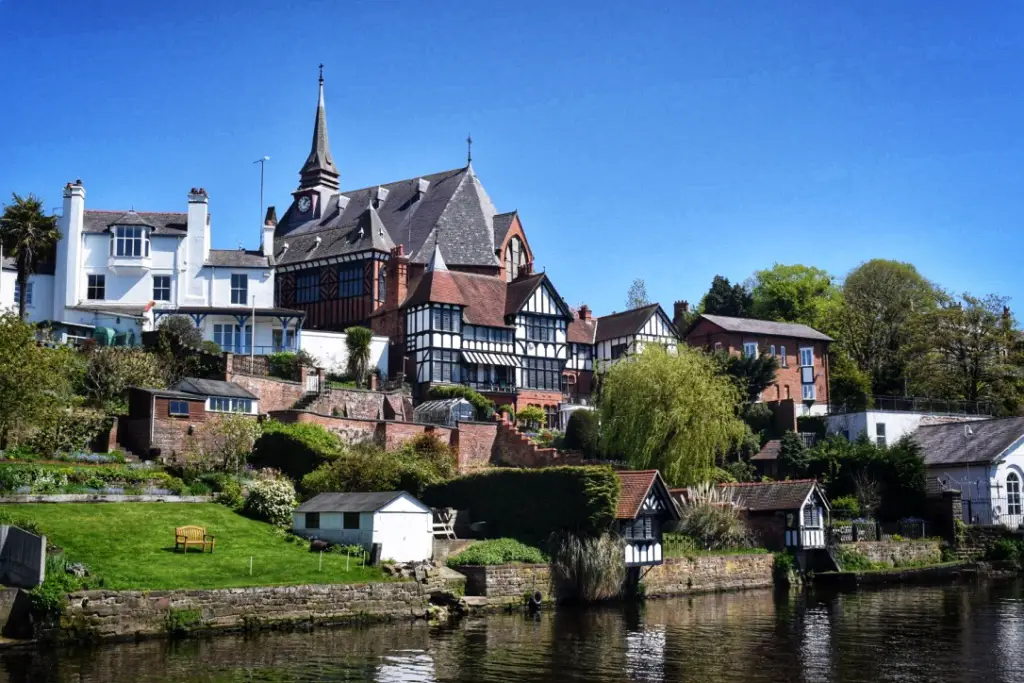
[
  {"left": 0, "top": 463, "right": 191, "bottom": 496},
  {"left": 2, "top": 503, "right": 388, "bottom": 590}
]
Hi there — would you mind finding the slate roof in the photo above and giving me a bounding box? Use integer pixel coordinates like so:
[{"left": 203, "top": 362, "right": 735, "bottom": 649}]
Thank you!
[
  {"left": 694, "top": 314, "right": 833, "bottom": 342},
  {"left": 206, "top": 249, "right": 271, "bottom": 268},
  {"left": 295, "top": 491, "right": 426, "bottom": 513},
  {"left": 172, "top": 378, "right": 258, "bottom": 400},
  {"left": 595, "top": 304, "right": 661, "bottom": 343},
  {"left": 504, "top": 273, "right": 549, "bottom": 317},
  {"left": 720, "top": 479, "right": 820, "bottom": 512},
  {"left": 83, "top": 210, "right": 187, "bottom": 235},
  {"left": 616, "top": 470, "right": 660, "bottom": 519},
  {"left": 751, "top": 439, "right": 782, "bottom": 462},
  {"left": 1, "top": 255, "right": 56, "bottom": 275},
  {"left": 913, "top": 417, "right": 1024, "bottom": 466},
  {"left": 130, "top": 386, "right": 202, "bottom": 400},
  {"left": 492, "top": 211, "right": 516, "bottom": 248},
  {"left": 567, "top": 315, "right": 598, "bottom": 344}
]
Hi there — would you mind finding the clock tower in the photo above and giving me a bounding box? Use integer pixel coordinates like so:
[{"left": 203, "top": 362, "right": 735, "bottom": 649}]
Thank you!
[{"left": 292, "top": 64, "right": 339, "bottom": 219}]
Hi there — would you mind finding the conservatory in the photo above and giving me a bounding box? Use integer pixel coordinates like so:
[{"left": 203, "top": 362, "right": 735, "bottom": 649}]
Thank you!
[{"left": 413, "top": 398, "right": 476, "bottom": 427}]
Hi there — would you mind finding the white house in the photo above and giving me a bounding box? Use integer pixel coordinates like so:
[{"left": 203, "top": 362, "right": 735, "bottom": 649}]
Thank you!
[
  {"left": 827, "top": 410, "right": 989, "bottom": 448},
  {"left": 915, "top": 417, "right": 1024, "bottom": 529},
  {"left": 4, "top": 180, "right": 305, "bottom": 351},
  {"left": 292, "top": 491, "right": 433, "bottom": 563}
]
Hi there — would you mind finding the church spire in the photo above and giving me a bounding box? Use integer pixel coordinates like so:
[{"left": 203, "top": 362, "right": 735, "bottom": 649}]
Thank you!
[{"left": 298, "top": 63, "right": 340, "bottom": 191}]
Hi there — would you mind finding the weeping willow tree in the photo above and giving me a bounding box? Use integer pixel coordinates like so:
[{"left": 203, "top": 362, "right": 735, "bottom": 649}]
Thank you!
[{"left": 599, "top": 345, "right": 745, "bottom": 486}]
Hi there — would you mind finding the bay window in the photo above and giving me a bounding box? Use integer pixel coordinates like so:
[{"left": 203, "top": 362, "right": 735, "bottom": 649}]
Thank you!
[{"left": 111, "top": 225, "right": 149, "bottom": 258}]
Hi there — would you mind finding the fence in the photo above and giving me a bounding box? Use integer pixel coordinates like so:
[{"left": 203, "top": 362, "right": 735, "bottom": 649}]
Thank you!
[
  {"left": 830, "top": 395, "right": 993, "bottom": 416},
  {"left": 963, "top": 495, "right": 1024, "bottom": 530},
  {"left": 231, "top": 354, "right": 270, "bottom": 377},
  {"left": 829, "top": 519, "right": 928, "bottom": 544}
]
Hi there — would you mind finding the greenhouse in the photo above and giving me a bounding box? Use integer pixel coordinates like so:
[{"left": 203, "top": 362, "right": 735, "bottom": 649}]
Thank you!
[{"left": 413, "top": 398, "right": 475, "bottom": 427}]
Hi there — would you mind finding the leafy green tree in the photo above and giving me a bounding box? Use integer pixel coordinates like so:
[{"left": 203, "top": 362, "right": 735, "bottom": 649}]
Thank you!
[
  {"left": 83, "top": 347, "right": 167, "bottom": 413},
  {"left": 837, "top": 259, "right": 940, "bottom": 395},
  {"left": 749, "top": 263, "right": 841, "bottom": 332},
  {"left": 0, "top": 193, "right": 61, "bottom": 319},
  {"left": 345, "top": 326, "right": 374, "bottom": 387},
  {"left": 700, "top": 275, "right": 752, "bottom": 317},
  {"left": 187, "top": 413, "right": 263, "bottom": 474},
  {"left": 158, "top": 315, "right": 203, "bottom": 348},
  {"left": 599, "top": 345, "right": 745, "bottom": 486},
  {"left": 829, "top": 350, "right": 873, "bottom": 412},
  {"left": 777, "top": 431, "right": 810, "bottom": 479},
  {"left": 516, "top": 405, "right": 546, "bottom": 430},
  {"left": 625, "top": 278, "right": 651, "bottom": 310},
  {"left": 713, "top": 350, "right": 778, "bottom": 404},
  {"left": 0, "top": 313, "right": 71, "bottom": 448},
  {"left": 564, "top": 409, "right": 600, "bottom": 457}
]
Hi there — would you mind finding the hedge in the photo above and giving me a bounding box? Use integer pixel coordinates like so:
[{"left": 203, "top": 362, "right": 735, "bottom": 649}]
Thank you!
[
  {"left": 426, "top": 385, "right": 495, "bottom": 420},
  {"left": 249, "top": 420, "right": 343, "bottom": 483},
  {"left": 0, "top": 463, "right": 185, "bottom": 494},
  {"left": 421, "top": 466, "right": 620, "bottom": 542},
  {"left": 447, "top": 538, "right": 547, "bottom": 566},
  {"left": 564, "top": 410, "right": 600, "bottom": 456}
]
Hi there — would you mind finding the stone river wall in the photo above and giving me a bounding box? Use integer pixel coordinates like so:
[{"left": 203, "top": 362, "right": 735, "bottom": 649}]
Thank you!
[
  {"left": 847, "top": 540, "right": 942, "bottom": 567},
  {"left": 643, "top": 554, "right": 776, "bottom": 597}
]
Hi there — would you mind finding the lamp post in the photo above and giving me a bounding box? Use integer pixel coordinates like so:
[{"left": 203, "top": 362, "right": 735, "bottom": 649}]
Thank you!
[{"left": 254, "top": 156, "right": 270, "bottom": 229}]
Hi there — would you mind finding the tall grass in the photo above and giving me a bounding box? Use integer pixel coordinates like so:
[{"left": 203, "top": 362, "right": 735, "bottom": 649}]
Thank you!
[
  {"left": 676, "top": 482, "right": 750, "bottom": 550},
  {"left": 548, "top": 531, "right": 625, "bottom": 603}
]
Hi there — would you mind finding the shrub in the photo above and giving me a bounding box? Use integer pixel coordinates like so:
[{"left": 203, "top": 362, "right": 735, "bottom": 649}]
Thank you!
[
  {"left": 426, "top": 384, "right": 495, "bottom": 420},
  {"left": 564, "top": 410, "right": 600, "bottom": 456},
  {"left": 217, "top": 478, "right": 244, "bottom": 510},
  {"left": 83, "top": 347, "right": 167, "bottom": 414},
  {"left": 447, "top": 538, "right": 547, "bottom": 566},
  {"left": 830, "top": 495, "right": 861, "bottom": 520},
  {"left": 677, "top": 483, "right": 749, "bottom": 550},
  {"left": 516, "top": 405, "right": 546, "bottom": 430},
  {"left": 302, "top": 444, "right": 446, "bottom": 498},
  {"left": 722, "top": 459, "right": 757, "bottom": 482},
  {"left": 422, "top": 466, "right": 620, "bottom": 542},
  {"left": 987, "top": 539, "right": 1023, "bottom": 568},
  {"left": 28, "top": 409, "right": 109, "bottom": 459},
  {"left": 835, "top": 546, "right": 882, "bottom": 571},
  {"left": 266, "top": 352, "right": 301, "bottom": 380},
  {"left": 158, "top": 315, "right": 203, "bottom": 348},
  {"left": 397, "top": 433, "right": 456, "bottom": 480},
  {"left": 0, "top": 463, "right": 183, "bottom": 494},
  {"left": 250, "top": 419, "right": 343, "bottom": 482},
  {"left": 243, "top": 477, "right": 297, "bottom": 527},
  {"left": 548, "top": 531, "right": 625, "bottom": 603},
  {"left": 773, "top": 551, "right": 795, "bottom": 585},
  {"left": 344, "top": 326, "right": 374, "bottom": 388}
]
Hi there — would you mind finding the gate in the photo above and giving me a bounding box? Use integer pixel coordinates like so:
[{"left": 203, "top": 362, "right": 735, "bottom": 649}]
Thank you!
[{"left": 305, "top": 371, "right": 320, "bottom": 395}]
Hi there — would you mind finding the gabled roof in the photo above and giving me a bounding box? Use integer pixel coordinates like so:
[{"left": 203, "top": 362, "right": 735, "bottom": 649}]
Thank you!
[
  {"left": 492, "top": 211, "right": 517, "bottom": 248},
  {"left": 615, "top": 470, "right": 678, "bottom": 520},
  {"left": 568, "top": 316, "right": 598, "bottom": 344},
  {"left": 720, "top": 479, "right": 824, "bottom": 512},
  {"left": 751, "top": 439, "right": 782, "bottom": 462},
  {"left": 691, "top": 314, "right": 833, "bottom": 342},
  {"left": 206, "top": 249, "right": 271, "bottom": 268},
  {"left": 294, "top": 491, "right": 428, "bottom": 513},
  {"left": 595, "top": 304, "right": 664, "bottom": 343},
  {"left": 913, "top": 417, "right": 1024, "bottom": 466},
  {"left": 83, "top": 210, "right": 187, "bottom": 235},
  {"left": 504, "top": 272, "right": 573, "bottom": 319},
  {"left": 403, "top": 269, "right": 467, "bottom": 307},
  {"left": 171, "top": 378, "right": 258, "bottom": 400},
  {"left": 449, "top": 272, "right": 510, "bottom": 327},
  {"left": 107, "top": 210, "right": 154, "bottom": 228}
]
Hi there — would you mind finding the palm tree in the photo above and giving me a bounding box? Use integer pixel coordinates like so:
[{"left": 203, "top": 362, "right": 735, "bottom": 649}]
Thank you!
[
  {"left": 0, "top": 194, "right": 60, "bottom": 319},
  {"left": 345, "top": 326, "right": 374, "bottom": 388}
]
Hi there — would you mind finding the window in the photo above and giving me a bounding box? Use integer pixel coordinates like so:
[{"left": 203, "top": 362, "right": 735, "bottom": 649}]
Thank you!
[
  {"left": 523, "top": 358, "right": 562, "bottom": 390},
  {"left": 213, "top": 324, "right": 252, "bottom": 354},
  {"left": 800, "top": 347, "right": 814, "bottom": 367},
  {"left": 432, "top": 307, "right": 461, "bottom": 333},
  {"left": 295, "top": 271, "right": 319, "bottom": 303},
  {"left": 526, "top": 316, "right": 557, "bottom": 342},
  {"left": 343, "top": 512, "right": 360, "bottom": 530},
  {"left": 230, "top": 274, "right": 248, "bottom": 305},
  {"left": 168, "top": 400, "right": 189, "bottom": 417},
  {"left": 377, "top": 268, "right": 386, "bottom": 304},
  {"left": 504, "top": 236, "right": 527, "bottom": 283},
  {"left": 338, "top": 262, "right": 364, "bottom": 298},
  {"left": 153, "top": 275, "right": 171, "bottom": 302},
  {"left": 13, "top": 281, "right": 32, "bottom": 307},
  {"left": 431, "top": 350, "right": 459, "bottom": 383},
  {"left": 87, "top": 274, "right": 105, "bottom": 300},
  {"left": 876, "top": 422, "right": 887, "bottom": 448},
  {"left": 111, "top": 225, "right": 149, "bottom": 257},
  {"left": 802, "top": 384, "right": 817, "bottom": 401},
  {"left": 272, "top": 328, "right": 296, "bottom": 352},
  {"left": 466, "top": 326, "right": 511, "bottom": 343},
  {"left": 780, "top": 345, "right": 787, "bottom": 367},
  {"left": 769, "top": 344, "right": 776, "bottom": 358},
  {"left": 713, "top": 342, "right": 722, "bottom": 352},
  {"left": 1008, "top": 473, "right": 1022, "bottom": 516},
  {"left": 743, "top": 342, "right": 758, "bottom": 358},
  {"left": 803, "top": 505, "right": 820, "bottom": 528},
  {"left": 611, "top": 343, "right": 629, "bottom": 360},
  {"left": 209, "top": 397, "right": 253, "bottom": 413},
  {"left": 305, "top": 512, "right": 320, "bottom": 530}
]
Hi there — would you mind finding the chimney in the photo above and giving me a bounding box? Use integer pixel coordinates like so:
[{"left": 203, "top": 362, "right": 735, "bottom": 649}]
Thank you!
[
  {"left": 55, "top": 179, "right": 86, "bottom": 310},
  {"left": 415, "top": 178, "right": 430, "bottom": 199},
  {"left": 185, "top": 188, "right": 210, "bottom": 302},
  {"left": 578, "top": 304, "right": 592, "bottom": 321},
  {"left": 372, "top": 186, "right": 389, "bottom": 209},
  {"left": 262, "top": 206, "right": 277, "bottom": 258},
  {"left": 514, "top": 260, "right": 534, "bottom": 281},
  {"left": 673, "top": 300, "right": 690, "bottom": 329},
  {"left": 386, "top": 244, "right": 409, "bottom": 311}
]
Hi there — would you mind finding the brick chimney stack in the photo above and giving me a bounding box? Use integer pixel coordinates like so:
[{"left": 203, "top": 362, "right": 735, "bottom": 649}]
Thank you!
[
  {"left": 673, "top": 300, "right": 690, "bottom": 330},
  {"left": 578, "top": 304, "right": 592, "bottom": 321},
  {"left": 387, "top": 244, "right": 409, "bottom": 311}
]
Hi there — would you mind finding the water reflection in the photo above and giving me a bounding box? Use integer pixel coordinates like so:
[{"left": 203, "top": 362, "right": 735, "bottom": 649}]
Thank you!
[{"left": 3, "top": 580, "right": 1024, "bottom": 683}]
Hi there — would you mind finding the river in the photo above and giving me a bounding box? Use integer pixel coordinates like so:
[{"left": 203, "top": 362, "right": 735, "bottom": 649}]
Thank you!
[{"left": 3, "top": 580, "right": 1024, "bottom": 682}]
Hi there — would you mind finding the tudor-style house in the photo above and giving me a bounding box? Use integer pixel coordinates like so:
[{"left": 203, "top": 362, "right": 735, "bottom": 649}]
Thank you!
[
  {"left": 593, "top": 303, "right": 680, "bottom": 371},
  {"left": 4, "top": 180, "right": 303, "bottom": 352},
  {"left": 684, "top": 312, "right": 833, "bottom": 415}
]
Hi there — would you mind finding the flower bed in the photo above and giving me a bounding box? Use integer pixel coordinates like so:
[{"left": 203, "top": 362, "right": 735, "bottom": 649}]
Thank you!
[{"left": 0, "top": 463, "right": 191, "bottom": 496}]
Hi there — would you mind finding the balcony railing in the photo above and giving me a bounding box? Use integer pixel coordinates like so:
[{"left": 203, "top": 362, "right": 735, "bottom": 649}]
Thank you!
[
  {"left": 462, "top": 381, "right": 517, "bottom": 394},
  {"left": 829, "top": 395, "right": 993, "bottom": 417},
  {"left": 218, "top": 345, "right": 299, "bottom": 356}
]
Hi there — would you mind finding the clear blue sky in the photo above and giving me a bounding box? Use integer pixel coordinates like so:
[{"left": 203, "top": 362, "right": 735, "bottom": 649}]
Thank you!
[{"left": 2, "top": 1, "right": 1023, "bottom": 316}]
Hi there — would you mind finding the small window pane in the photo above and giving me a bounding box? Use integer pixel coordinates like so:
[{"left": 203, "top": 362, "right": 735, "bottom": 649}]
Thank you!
[
  {"left": 343, "top": 512, "right": 360, "bottom": 530},
  {"left": 168, "top": 401, "right": 189, "bottom": 416},
  {"left": 305, "top": 512, "right": 320, "bottom": 530},
  {"left": 231, "top": 274, "right": 248, "bottom": 305}
]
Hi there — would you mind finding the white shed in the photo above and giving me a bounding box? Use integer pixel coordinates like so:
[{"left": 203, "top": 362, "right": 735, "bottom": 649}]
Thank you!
[{"left": 292, "top": 491, "right": 433, "bottom": 563}]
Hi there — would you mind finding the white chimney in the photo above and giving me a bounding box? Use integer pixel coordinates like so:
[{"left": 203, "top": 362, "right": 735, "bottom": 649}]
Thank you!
[
  {"left": 373, "top": 185, "right": 389, "bottom": 208},
  {"left": 55, "top": 179, "right": 85, "bottom": 311},
  {"left": 185, "top": 188, "right": 210, "bottom": 301},
  {"left": 262, "top": 206, "right": 277, "bottom": 258}
]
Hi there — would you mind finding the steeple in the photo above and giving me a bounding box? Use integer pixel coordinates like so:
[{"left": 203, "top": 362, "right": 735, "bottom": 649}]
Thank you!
[
  {"left": 298, "top": 64, "right": 340, "bottom": 191},
  {"left": 427, "top": 239, "right": 448, "bottom": 272}
]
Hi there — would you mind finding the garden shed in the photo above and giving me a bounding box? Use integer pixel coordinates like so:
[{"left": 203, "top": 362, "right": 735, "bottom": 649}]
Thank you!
[
  {"left": 413, "top": 398, "right": 475, "bottom": 427},
  {"left": 720, "top": 479, "right": 829, "bottom": 551},
  {"left": 292, "top": 491, "right": 433, "bottom": 563}
]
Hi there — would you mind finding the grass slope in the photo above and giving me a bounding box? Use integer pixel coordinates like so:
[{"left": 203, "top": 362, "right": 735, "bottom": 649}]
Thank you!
[{"left": 3, "top": 503, "right": 387, "bottom": 590}]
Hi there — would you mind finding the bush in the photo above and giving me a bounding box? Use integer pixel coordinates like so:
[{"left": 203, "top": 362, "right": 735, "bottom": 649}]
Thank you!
[
  {"left": 250, "top": 419, "right": 343, "bottom": 482},
  {"left": 564, "top": 410, "right": 600, "bottom": 456},
  {"left": 266, "top": 351, "right": 317, "bottom": 381},
  {"left": 835, "top": 546, "right": 883, "bottom": 571},
  {"left": 243, "top": 477, "right": 297, "bottom": 527},
  {"left": 830, "top": 495, "right": 861, "bottom": 520},
  {"left": 0, "top": 463, "right": 183, "bottom": 494},
  {"left": 158, "top": 315, "right": 203, "bottom": 348},
  {"left": 987, "top": 539, "right": 1023, "bottom": 568},
  {"left": 516, "top": 405, "right": 546, "bottom": 430},
  {"left": 447, "top": 538, "right": 547, "bottom": 566},
  {"left": 773, "top": 551, "right": 795, "bottom": 585},
  {"left": 217, "top": 478, "right": 244, "bottom": 510},
  {"left": 722, "top": 459, "right": 757, "bottom": 482},
  {"left": 302, "top": 444, "right": 447, "bottom": 499},
  {"left": 548, "top": 531, "right": 625, "bottom": 603},
  {"left": 422, "top": 466, "right": 620, "bottom": 542},
  {"left": 796, "top": 415, "right": 827, "bottom": 438},
  {"left": 28, "top": 409, "right": 110, "bottom": 459},
  {"left": 426, "top": 384, "right": 495, "bottom": 420},
  {"left": 677, "top": 483, "right": 749, "bottom": 550}
]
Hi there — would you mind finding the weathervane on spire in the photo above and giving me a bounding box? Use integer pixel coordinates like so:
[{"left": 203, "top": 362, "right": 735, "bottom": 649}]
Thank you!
[
  {"left": 318, "top": 63, "right": 324, "bottom": 85},
  {"left": 466, "top": 133, "right": 473, "bottom": 165}
]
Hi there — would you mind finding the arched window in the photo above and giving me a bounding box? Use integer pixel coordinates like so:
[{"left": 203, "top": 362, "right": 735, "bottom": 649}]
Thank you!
[
  {"left": 1008, "top": 472, "right": 1021, "bottom": 516},
  {"left": 376, "top": 268, "right": 386, "bottom": 305},
  {"left": 504, "top": 236, "right": 526, "bottom": 282}
]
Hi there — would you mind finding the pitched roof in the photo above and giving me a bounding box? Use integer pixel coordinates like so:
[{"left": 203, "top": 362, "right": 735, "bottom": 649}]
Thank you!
[
  {"left": 568, "top": 316, "right": 598, "bottom": 344},
  {"left": 493, "top": 211, "right": 516, "bottom": 248},
  {"left": 294, "top": 491, "right": 427, "bottom": 513},
  {"left": 751, "top": 439, "right": 782, "bottom": 462},
  {"left": 504, "top": 273, "right": 548, "bottom": 316},
  {"left": 298, "top": 76, "right": 339, "bottom": 190},
  {"left": 913, "top": 417, "right": 1024, "bottom": 466},
  {"left": 720, "top": 479, "right": 820, "bottom": 511},
  {"left": 694, "top": 314, "right": 833, "bottom": 342},
  {"left": 595, "top": 304, "right": 660, "bottom": 342},
  {"left": 449, "top": 272, "right": 510, "bottom": 327},
  {"left": 616, "top": 470, "right": 659, "bottom": 519},
  {"left": 171, "top": 378, "right": 258, "bottom": 400},
  {"left": 403, "top": 269, "right": 467, "bottom": 307},
  {"left": 83, "top": 210, "right": 187, "bottom": 236},
  {"left": 206, "top": 249, "right": 271, "bottom": 268}
]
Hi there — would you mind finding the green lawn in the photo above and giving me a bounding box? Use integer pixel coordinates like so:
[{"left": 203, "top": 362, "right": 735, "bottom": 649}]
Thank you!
[{"left": 1, "top": 503, "right": 389, "bottom": 590}]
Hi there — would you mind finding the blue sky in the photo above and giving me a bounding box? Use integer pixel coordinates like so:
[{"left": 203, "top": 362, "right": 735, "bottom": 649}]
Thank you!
[{"left": 2, "top": 1, "right": 1023, "bottom": 316}]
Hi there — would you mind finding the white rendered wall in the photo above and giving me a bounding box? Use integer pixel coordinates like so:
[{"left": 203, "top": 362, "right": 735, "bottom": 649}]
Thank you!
[{"left": 299, "top": 329, "right": 389, "bottom": 376}]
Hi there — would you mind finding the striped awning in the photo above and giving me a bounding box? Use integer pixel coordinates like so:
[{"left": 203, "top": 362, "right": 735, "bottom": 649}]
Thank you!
[{"left": 462, "top": 351, "right": 521, "bottom": 367}]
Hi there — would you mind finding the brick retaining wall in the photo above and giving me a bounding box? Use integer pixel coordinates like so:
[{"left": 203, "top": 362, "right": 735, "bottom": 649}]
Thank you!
[{"left": 643, "top": 554, "right": 776, "bottom": 597}]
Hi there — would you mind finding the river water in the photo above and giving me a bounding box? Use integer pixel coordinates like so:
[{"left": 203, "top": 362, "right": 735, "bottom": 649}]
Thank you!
[{"left": 4, "top": 580, "right": 1024, "bottom": 682}]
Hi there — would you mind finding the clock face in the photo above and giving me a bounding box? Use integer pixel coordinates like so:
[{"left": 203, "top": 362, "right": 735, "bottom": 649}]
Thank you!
[{"left": 297, "top": 196, "right": 312, "bottom": 213}]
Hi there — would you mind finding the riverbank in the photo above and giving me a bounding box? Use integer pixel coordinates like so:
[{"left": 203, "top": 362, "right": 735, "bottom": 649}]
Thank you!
[{"left": 812, "top": 561, "right": 983, "bottom": 588}]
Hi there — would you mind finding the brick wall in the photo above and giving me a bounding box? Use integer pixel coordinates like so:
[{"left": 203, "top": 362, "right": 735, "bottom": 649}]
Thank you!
[
  {"left": 268, "top": 411, "right": 380, "bottom": 445},
  {"left": 224, "top": 374, "right": 306, "bottom": 412},
  {"left": 455, "top": 564, "right": 551, "bottom": 601},
  {"left": 451, "top": 422, "right": 497, "bottom": 471},
  {"left": 305, "top": 388, "right": 387, "bottom": 420},
  {"left": 643, "top": 554, "right": 776, "bottom": 597},
  {"left": 493, "top": 414, "right": 582, "bottom": 468},
  {"left": 382, "top": 422, "right": 453, "bottom": 451}
]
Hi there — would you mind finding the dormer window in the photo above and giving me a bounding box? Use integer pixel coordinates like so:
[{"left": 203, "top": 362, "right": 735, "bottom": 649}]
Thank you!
[
  {"left": 504, "top": 236, "right": 527, "bottom": 283},
  {"left": 111, "top": 225, "right": 150, "bottom": 258}
]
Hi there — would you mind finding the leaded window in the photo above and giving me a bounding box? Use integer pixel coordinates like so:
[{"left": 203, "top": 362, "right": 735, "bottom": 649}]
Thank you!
[
  {"left": 526, "top": 316, "right": 557, "bottom": 342},
  {"left": 1008, "top": 473, "right": 1021, "bottom": 516},
  {"left": 377, "top": 268, "right": 386, "bottom": 304},
  {"left": 295, "top": 270, "right": 319, "bottom": 303},
  {"left": 338, "top": 262, "right": 364, "bottom": 298},
  {"left": 431, "top": 350, "right": 459, "bottom": 383},
  {"left": 504, "top": 236, "right": 527, "bottom": 283},
  {"left": 432, "top": 307, "right": 461, "bottom": 333},
  {"left": 523, "top": 357, "right": 561, "bottom": 390}
]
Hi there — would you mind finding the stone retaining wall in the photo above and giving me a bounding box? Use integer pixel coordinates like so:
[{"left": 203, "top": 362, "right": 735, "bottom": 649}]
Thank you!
[
  {"left": 455, "top": 564, "right": 552, "bottom": 600},
  {"left": 849, "top": 540, "right": 942, "bottom": 567},
  {"left": 643, "top": 554, "right": 776, "bottom": 597},
  {"left": 57, "top": 578, "right": 449, "bottom": 641},
  {"left": 0, "top": 494, "right": 214, "bottom": 504}
]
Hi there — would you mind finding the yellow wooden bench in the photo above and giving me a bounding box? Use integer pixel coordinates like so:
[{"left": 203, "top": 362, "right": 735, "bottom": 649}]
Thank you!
[{"left": 175, "top": 525, "right": 215, "bottom": 553}]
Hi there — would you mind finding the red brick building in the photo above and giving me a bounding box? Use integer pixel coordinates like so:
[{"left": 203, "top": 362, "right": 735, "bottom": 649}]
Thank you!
[{"left": 684, "top": 313, "right": 833, "bottom": 415}]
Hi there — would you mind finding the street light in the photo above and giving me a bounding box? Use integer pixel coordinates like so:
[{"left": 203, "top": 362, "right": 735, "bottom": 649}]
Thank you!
[{"left": 254, "top": 156, "right": 270, "bottom": 230}]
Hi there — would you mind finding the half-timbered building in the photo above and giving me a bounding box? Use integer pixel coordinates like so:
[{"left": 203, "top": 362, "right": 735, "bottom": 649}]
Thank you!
[
  {"left": 594, "top": 304, "right": 680, "bottom": 372},
  {"left": 615, "top": 470, "right": 679, "bottom": 568}
]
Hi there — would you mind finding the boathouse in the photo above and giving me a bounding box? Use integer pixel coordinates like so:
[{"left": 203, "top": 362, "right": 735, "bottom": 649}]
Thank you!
[{"left": 615, "top": 470, "right": 680, "bottom": 567}]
